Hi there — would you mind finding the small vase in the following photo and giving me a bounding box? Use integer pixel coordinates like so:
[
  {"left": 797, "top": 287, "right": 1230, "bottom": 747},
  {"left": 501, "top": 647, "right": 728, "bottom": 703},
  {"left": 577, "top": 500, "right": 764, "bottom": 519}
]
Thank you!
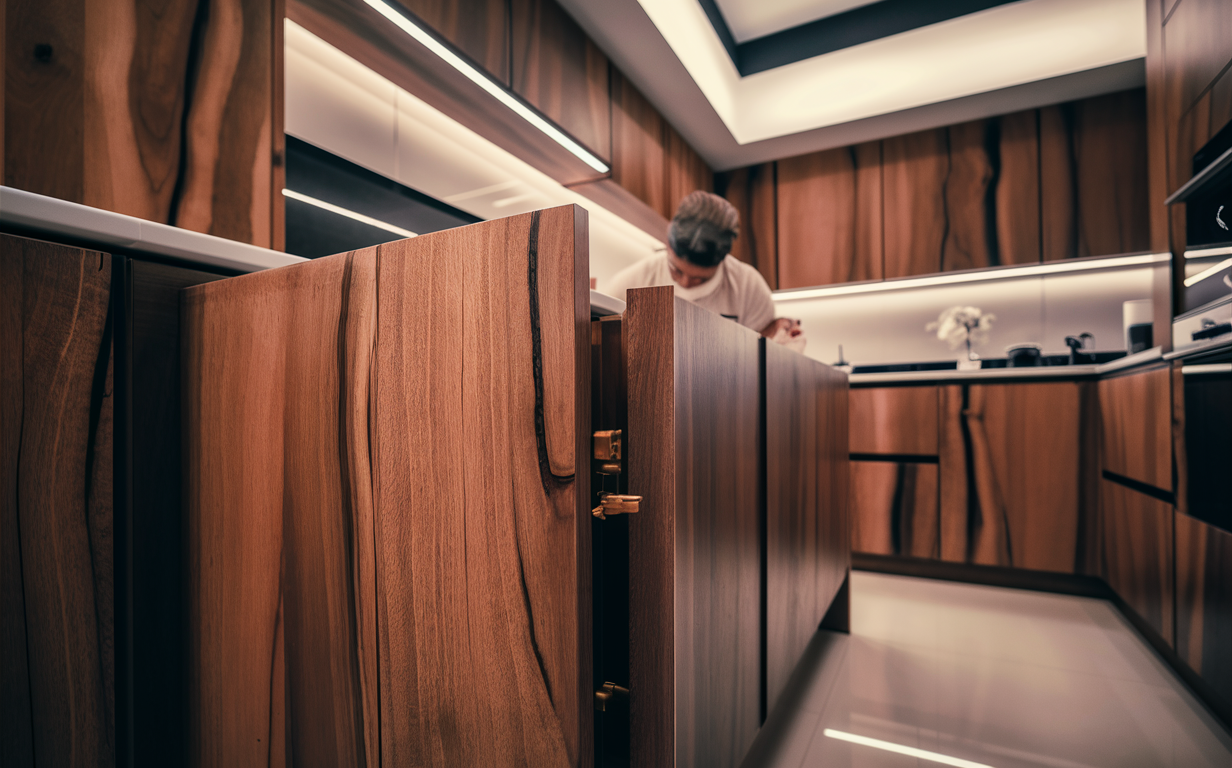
[{"left": 957, "top": 338, "right": 981, "bottom": 370}]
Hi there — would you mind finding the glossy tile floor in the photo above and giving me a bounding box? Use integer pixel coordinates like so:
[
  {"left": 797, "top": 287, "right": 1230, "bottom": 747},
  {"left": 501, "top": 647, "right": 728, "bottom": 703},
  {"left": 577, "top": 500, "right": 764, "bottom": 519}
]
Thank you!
[{"left": 746, "top": 571, "right": 1232, "bottom": 768}]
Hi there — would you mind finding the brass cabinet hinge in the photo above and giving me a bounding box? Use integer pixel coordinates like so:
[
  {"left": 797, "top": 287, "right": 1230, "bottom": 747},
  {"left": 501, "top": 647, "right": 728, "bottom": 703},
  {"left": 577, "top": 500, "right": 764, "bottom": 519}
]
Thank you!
[
  {"left": 593, "top": 429, "right": 622, "bottom": 475},
  {"left": 594, "top": 681, "right": 630, "bottom": 712},
  {"left": 592, "top": 493, "right": 641, "bottom": 520}
]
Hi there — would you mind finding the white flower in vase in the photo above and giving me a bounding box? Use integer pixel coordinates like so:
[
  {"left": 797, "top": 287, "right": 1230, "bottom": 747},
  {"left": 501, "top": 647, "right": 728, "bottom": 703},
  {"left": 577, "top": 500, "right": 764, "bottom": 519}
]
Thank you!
[{"left": 927, "top": 306, "right": 995, "bottom": 364}]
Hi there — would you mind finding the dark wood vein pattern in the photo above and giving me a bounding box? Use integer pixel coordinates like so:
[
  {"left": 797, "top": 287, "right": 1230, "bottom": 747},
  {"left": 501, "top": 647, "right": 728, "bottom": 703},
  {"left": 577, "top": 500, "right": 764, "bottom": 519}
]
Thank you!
[
  {"left": 1175, "top": 511, "right": 1232, "bottom": 714},
  {"left": 776, "top": 142, "right": 883, "bottom": 287},
  {"left": 129, "top": 261, "right": 226, "bottom": 766},
  {"left": 716, "top": 163, "right": 778, "bottom": 289},
  {"left": 611, "top": 71, "right": 669, "bottom": 219},
  {"left": 0, "top": 235, "right": 115, "bottom": 767},
  {"left": 625, "top": 287, "right": 761, "bottom": 768},
  {"left": 4, "top": 0, "right": 281, "bottom": 247},
  {"left": 666, "top": 124, "right": 714, "bottom": 217},
  {"left": 1102, "top": 479, "right": 1174, "bottom": 647},
  {"left": 850, "top": 461, "right": 939, "bottom": 559},
  {"left": 403, "top": 0, "right": 510, "bottom": 81},
  {"left": 511, "top": 0, "right": 611, "bottom": 162},
  {"left": 882, "top": 128, "right": 949, "bottom": 278},
  {"left": 1098, "top": 366, "right": 1172, "bottom": 493},
  {"left": 1040, "top": 90, "right": 1150, "bottom": 261},
  {"left": 938, "top": 383, "right": 1083, "bottom": 573},
  {"left": 849, "top": 386, "right": 938, "bottom": 456},
  {"left": 184, "top": 206, "right": 590, "bottom": 766},
  {"left": 763, "top": 341, "right": 850, "bottom": 714}
]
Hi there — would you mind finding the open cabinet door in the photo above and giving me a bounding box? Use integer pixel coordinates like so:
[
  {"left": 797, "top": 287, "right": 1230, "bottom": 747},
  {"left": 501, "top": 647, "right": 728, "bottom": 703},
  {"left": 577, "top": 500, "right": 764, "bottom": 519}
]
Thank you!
[
  {"left": 183, "top": 206, "right": 592, "bottom": 767},
  {"left": 623, "top": 287, "right": 762, "bottom": 768}
]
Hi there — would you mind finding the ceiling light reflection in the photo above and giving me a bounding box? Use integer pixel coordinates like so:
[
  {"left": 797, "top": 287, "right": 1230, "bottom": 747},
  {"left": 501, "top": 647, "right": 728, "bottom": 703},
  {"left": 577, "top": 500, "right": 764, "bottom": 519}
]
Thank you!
[
  {"left": 823, "top": 729, "right": 996, "bottom": 768},
  {"left": 282, "top": 189, "right": 418, "bottom": 238}
]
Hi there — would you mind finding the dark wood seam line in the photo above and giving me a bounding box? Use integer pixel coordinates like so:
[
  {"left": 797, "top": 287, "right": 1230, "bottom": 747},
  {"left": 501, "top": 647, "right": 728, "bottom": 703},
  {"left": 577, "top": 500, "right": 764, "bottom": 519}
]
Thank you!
[{"left": 1102, "top": 469, "right": 1175, "bottom": 504}]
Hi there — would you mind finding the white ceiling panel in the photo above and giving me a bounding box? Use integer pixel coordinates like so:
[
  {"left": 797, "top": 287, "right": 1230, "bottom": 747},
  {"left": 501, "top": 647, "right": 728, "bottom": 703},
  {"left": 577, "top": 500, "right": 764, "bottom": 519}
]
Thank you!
[{"left": 713, "top": 0, "right": 883, "bottom": 43}]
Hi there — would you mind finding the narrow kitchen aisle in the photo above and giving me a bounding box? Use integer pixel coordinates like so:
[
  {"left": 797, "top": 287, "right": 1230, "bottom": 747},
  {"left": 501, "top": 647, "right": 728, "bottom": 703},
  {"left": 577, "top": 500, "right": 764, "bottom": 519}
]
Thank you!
[{"left": 749, "top": 572, "right": 1232, "bottom": 768}]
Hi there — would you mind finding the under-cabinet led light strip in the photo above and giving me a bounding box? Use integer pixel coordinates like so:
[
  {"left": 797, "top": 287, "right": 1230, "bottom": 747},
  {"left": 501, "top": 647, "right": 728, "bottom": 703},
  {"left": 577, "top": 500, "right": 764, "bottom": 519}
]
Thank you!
[
  {"left": 822, "top": 729, "right": 994, "bottom": 768},
  {"left": 1184, "top": 245, "right": 1232, "bottom": 260},
  {"left": 362, "top": 0, "right": 610, "bottom": 174},
  {"left": 283, "top": 189, "right": 418, "bottom": 238},
  {"left": 1183, "top": 257, "right": 1232, "bottom": 287},
  {"left": 773, "top": 253, "right": 1171, "bottom": 302}
]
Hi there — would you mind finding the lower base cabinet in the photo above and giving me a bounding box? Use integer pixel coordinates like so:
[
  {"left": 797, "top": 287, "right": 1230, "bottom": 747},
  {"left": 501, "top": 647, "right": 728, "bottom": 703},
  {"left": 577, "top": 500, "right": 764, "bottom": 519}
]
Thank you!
[
  {"left": 850, "top": 460, "right": 939, "bottom": 558},
  {"left": 1175, "top": 512, "right": 1232, "bottom": 714},
  {"left": 1101, "top": 479, "right": 1174, "bottom": 646}
]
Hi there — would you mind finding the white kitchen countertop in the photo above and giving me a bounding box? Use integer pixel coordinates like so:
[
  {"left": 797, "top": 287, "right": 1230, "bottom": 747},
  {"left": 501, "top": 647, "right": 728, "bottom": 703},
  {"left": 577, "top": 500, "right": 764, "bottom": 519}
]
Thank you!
[
  {"left": 0, "top": 186, "right": 306, "bottom": 273},
  {"left": 848, "top": 347, "right": 1166, "bottom": 385}
]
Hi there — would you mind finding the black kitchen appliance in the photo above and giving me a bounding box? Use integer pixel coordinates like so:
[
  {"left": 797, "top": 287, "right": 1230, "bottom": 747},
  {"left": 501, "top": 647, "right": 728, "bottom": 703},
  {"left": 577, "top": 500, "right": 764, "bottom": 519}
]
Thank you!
[
  {"left": 1174, "top": 122, "right": 1232, "bottom": 313},
  {"left": 1179, "top": 349, "right": 1232, "bottom": 534}
]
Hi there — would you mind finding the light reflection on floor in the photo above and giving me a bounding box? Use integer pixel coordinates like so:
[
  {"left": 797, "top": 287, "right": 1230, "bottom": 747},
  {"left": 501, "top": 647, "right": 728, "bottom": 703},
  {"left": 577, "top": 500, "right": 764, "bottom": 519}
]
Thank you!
[{"left": 744, "top": 571, "right": 1232, "bottom": 768}]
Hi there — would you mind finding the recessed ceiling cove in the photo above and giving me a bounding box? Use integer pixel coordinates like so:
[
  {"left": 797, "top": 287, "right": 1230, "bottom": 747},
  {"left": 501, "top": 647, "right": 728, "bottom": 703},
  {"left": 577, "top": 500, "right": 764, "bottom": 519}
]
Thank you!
[
  {"left": 712, "top": 0, "right": 883, "bottom": 44},
  {"left": 638, "top": 0, "right": 1145, "bottom": 145}
]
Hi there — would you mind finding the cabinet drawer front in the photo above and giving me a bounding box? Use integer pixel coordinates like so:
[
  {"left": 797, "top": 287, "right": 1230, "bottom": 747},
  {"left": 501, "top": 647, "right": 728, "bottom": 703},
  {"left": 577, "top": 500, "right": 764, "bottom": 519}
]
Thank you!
[
  {"left": 1102, "top": 479, "right": 1174, "bottom": 647},
  {"left": 850, "top": 460, "right": 939, "bottom": 559},
  {"left": 850, "top": 386, "right": 939, "bottom": 456},
  {"left": 1099, "top": 366, "right": 1172, "bottom": 492}
]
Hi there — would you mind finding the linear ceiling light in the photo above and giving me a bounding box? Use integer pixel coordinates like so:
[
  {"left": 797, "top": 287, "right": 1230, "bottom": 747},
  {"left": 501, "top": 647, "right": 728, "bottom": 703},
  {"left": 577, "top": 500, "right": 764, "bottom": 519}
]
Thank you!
[
  {"left": 822, "top": 729, "right": 995, "bottom": 768},
  {"left": 774, "top": 253, "right": 1169, "bottom": 302},
  {"left": 283, "top": 189, "right": 418, "bottom": 238},
  {"left": 362, "top": 0, "right": 610, "bottom": 174}
]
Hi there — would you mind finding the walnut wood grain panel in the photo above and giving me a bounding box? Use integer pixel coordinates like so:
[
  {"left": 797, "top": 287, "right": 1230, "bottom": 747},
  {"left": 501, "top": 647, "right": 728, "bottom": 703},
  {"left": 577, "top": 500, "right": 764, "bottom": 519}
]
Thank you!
[
  {"left": 764, "top": 341, "right": 849, "bottom": 714},
  {"left": 0, "top": 235, "right": 115, "bottom": 767},
  {"left": 849, "top": 386, "right": 939, "bottom": 456},
  {"left": 776, "top": 142, "right": 883, "bottom": 287},
  {"left": 1040, "top": 90, "right": 1150, "bottom": 261},
  {"left": 1146, "top": 0, "right": 1171, "bottom": 255},
  {"left": 403, "top": 0, "right": 510, "bottom": 81},
  {"left": 375, "top": 207, "right": 591, "bottom": 765},
  {"left": 850, "top": 461, "right": 939, "bottom": 559},
  {"left": 818, "top": 364, "right": 851, "bottom": 626},
  {"left": 716, "top": 163, "right": 778, "bottom": 290},
  {"left": 1175, "top": 511, "right": 1232, "bottom": 713},
  {"left": 625, "top": 287, "right": 761, "bottom": 768},
  {"left": 938, "top": 383, "right": 1083, "bottom": 573},
  {"left": 4, "top": 0, "right": 281, "bottom": 247},
  {"left": 511, "top": 0, "right": 611, "bottom": 162},
  {"left": 666, "top": 124, "right": 714, "bottom": 216},
  {"left": 1162, "top": 0, "right": 1232, "bottom": 119},
  {"left": 129, "top": 261, "right": 226, "bottom": 766},
  {"left": 1098, "top": 366, "right": 1173, "bottom": 492},
  {"left": 882, "top": 128, "right": 949, "bottom": 278},
  {"left": 943, "top": 119, "right": 997, "bottom": 273},
  {"left": 611, "top": 71, "right": 668, "bottom": 219},
  {"left": 1102, "top": 479, "right": 1174, "bottom": 647}
]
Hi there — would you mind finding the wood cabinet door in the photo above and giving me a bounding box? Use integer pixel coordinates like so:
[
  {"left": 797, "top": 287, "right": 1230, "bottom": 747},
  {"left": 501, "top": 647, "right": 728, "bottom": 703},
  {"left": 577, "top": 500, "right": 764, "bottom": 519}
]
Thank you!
[
  {"left": 939, "top": 383, "right": 1084, "bottom": 572},
  {"left": 1099, "top": 366, "right": 1173, "bottom": 492},
  {"left": 183, "top": 206, "right": 591, "bottom": 767},
  {"left": 1102, "top": 480, "right": 1174, "bottom": 647},
  {"left": 624, "top": 287, "right": 761, "bottom": 768},
  {"left": 1, "top": 235, "right": 115, "bottom": 768},
  {"left": 1175, "top": 511, "right": 1232, "bottom": 716},
  {"left": 850, "top": 460, "right": 940, "bottom": 559},
  {"left": 849, "top": 386, "right": 939, "bottom": 457},
  {"left": 763, "top": 340, "right": 850, "bottom": 715}
]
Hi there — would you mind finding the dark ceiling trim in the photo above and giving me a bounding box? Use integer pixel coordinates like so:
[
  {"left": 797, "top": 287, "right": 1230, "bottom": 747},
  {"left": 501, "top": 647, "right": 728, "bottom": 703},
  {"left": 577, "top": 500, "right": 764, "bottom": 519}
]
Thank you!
[{"left": 701, "top": 0, "right": 1026, "bottom": 77}]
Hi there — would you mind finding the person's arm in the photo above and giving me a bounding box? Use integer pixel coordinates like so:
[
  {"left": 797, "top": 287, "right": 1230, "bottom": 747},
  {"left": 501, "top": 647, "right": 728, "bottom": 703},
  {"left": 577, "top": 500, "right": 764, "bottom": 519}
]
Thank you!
[{"left": 741, "top": 267, "right": 778, "bottom": 334}]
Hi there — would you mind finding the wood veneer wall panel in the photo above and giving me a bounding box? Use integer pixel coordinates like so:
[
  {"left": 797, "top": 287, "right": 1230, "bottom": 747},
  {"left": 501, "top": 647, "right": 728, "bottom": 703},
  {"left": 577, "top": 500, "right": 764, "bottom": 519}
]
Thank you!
[
  {"left": 882, "top": 128, "right": 949, "bottom": 278},
  {"left": 850, "top": 461, "right": 939, "bottom": 559},
  {"left": 849, "top": 386, "right": 939, "bottom": 456},
  {"left": 1175, "top": 511, "right": 1232, "bottom": 712},
  {"left": 625, "top": 287, "right": 761, "bottom": 768},
  {"left": 403, "top": 0, "right": 510, "bottom": 81},
  {"left": 716, "top": 163, "right": 778, "bottom": 289},
  {"left": 1098, "top": 366, "right": 1173, "bottom": 492},
  {"left": 4, "top": 0, "right": 281, "bottom": 247},
  {"left": 666, "top": 124, "right": 714, "bottom": 216},
  {"left": 0, "top": 236, "right": 115, "bottom": 767},
  {"left": 1102, "top": 479, "right": 1174, "bottom": 647},
  {"left": 776, "top": 142, "right": 883, "bottom": 287},
  {"left": 938, "top": 383, "right": 1083, "bottom": 573},
  {"left": 1163, "top": 0, "right": 1232, "bottom": 119},
  {"left": 374, "top": 206, "right": 590, "bottom": 765},
  {"left": 511, "top": 0, "right": 611, "bottom": 162},
  {"left": 611, "top": 71, "right": 669, "bottom": 219}
]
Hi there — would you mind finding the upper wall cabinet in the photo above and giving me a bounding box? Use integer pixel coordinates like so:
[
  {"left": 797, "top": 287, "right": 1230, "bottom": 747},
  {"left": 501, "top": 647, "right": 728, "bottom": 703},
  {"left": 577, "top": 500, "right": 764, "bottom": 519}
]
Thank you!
[
  {"left": 611, "top": 72, "right": 670, "bottom": 219},
  {"left": 882, "top": 112, "right": 1042, "bottom": 279},
  {"left": 402, "top": 0, "right": 511, "bottom": 81},
  {"left": 777, "top": 142, "right": 883, "bottom": 288},
  {"left": 666, "top": 125, "right": 714, "bottom": 218},
  {"left": 1040, "top": 90, "right": 1150, "bottom": 261},
  {"left": 1163, "top": 0, "right": 1232, "bottom": 124},
  {"left": 717, "top": 164, "right": 778, "bottom": 289},
  {"left": 511, "top": 0, "right": 612, "bottom": 163}
]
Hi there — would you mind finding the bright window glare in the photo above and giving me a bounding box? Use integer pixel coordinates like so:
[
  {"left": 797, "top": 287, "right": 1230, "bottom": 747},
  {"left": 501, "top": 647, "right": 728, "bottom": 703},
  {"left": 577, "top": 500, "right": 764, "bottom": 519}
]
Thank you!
[{"left": 361, "top": 0, "right": 610, "bottom": 174}]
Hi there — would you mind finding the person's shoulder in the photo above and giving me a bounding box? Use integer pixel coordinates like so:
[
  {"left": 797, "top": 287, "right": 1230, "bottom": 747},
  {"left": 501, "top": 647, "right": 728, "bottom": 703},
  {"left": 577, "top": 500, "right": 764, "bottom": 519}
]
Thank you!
[
  {"left": 612, "top": 257, "right": 664, "bottom": 281},
  {"left": 723, "top": 256, "right": 771, "bottom": 291}
]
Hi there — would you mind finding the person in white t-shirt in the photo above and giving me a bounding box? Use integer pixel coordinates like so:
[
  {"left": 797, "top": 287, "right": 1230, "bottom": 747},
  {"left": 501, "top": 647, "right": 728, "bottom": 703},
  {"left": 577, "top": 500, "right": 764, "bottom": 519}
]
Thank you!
[{"left": 605, "top": 191, "right": 804, "bottom": 349}]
